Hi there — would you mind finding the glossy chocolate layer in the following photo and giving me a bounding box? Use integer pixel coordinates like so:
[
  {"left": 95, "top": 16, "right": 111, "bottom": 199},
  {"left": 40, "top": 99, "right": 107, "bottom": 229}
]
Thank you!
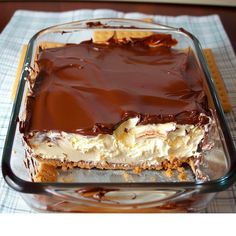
[{"left": 25, "top": 34, "right": 209, "bottom": 135}]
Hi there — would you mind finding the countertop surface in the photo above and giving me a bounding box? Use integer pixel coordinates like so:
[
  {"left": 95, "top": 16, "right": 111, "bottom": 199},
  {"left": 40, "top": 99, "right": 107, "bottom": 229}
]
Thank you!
[{"left": 0, "top": 1, "right": 236, "bottom": 52}]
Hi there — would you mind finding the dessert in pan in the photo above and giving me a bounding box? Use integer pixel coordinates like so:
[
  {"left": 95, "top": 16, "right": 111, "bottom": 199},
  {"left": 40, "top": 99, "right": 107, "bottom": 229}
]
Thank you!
[{"left": 20, "top": 28, "right": 214, "bottom": 182}]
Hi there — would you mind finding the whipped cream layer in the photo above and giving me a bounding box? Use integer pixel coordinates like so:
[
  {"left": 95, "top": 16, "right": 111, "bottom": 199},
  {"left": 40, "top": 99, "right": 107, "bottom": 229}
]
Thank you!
[{"left": 26, "top": 117, "right": 210, "bottom": 166}]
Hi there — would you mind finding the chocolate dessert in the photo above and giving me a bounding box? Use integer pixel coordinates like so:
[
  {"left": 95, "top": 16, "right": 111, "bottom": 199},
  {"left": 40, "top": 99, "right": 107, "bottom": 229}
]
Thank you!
[{"left": 20, "top": 32, "right": 213, "bottom": 179}]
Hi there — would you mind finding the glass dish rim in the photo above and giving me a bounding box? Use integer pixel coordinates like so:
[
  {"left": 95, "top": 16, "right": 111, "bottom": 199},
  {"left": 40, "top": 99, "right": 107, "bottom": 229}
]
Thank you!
[{"left": 2, "top": 18, "right": 236, "bottom": 194}]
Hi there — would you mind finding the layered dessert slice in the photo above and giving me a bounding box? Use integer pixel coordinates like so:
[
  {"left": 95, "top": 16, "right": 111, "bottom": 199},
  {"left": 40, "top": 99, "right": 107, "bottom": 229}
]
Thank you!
[{"left": 20, "top": 32, "right": 213, "bottom": 179}]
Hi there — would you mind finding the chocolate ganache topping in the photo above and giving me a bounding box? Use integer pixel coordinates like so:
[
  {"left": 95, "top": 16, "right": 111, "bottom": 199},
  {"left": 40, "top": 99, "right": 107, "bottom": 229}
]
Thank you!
[{"left": 24, "top": 34, "right": 209, "bottom": 135}]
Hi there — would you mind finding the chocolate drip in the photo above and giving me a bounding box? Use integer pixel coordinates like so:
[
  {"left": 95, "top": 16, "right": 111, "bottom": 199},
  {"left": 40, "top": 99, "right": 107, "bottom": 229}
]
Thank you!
[{"left": 23, "top": 34, "right": 209, "bottom": 136}]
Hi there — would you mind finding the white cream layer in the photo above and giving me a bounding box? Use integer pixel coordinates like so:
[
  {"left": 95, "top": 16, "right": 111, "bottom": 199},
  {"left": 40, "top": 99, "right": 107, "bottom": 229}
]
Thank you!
[{"left": 26, "top": 117, "right": 209, "bottom": 166}]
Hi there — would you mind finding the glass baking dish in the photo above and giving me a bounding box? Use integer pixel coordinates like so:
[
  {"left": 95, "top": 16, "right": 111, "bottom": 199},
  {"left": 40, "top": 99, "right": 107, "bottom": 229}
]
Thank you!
[{"left": 2, "top": 18, "right": 236, "bottom": 212}]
